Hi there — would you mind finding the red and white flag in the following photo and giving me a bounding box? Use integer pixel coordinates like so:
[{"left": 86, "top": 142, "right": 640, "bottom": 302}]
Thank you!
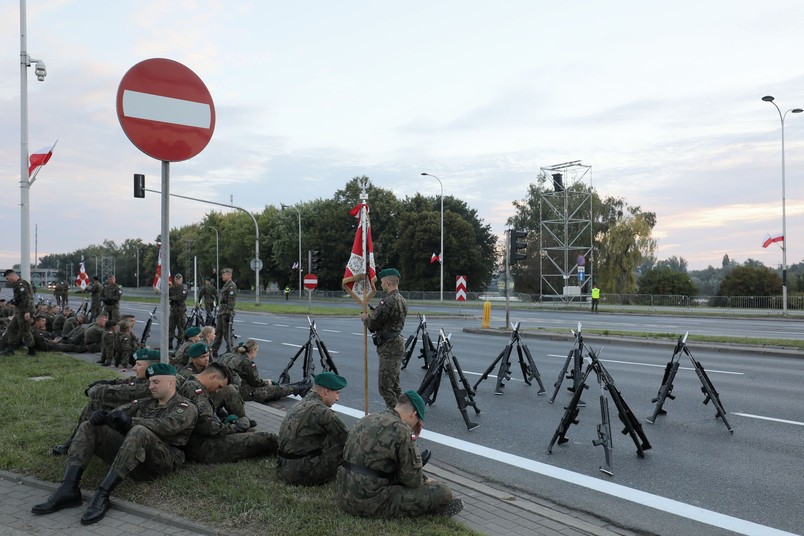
[
  {"left": 342, "top": 202, "right": 376, "bottom": 304},
  {"left": 28, "top": 141, "right": 57, "bottom": 178},
  {"left": 292, "top": 261, "right": 299, "bottom": 270},
  {"left": 430, "top": 252, "right": 441, "bottom": 264},
  {"left": 75, "top": 256, "right": 90, "bottom": 289},
  {"left": 762, "top": 233, "right": 784, "bottom": 249},
  {"left": 152, "top": 243, "right": 172, "bottom": 290}
]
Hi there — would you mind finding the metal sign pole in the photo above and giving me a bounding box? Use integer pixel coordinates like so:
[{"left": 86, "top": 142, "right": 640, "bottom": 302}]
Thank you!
[{"left": 160, "top": 161, "right": 170, "bottom": 363}]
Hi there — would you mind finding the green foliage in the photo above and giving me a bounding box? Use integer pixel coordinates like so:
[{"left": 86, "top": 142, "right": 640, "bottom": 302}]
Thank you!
[
  {"left": 718, "top": 265, "right": 782, "bottom": 296},
  {"left": 638, "top": 267, "right": 698, "bottom": 296}
]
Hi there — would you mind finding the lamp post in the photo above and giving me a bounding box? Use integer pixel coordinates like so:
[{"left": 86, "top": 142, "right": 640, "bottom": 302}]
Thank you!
[
  {"left": 19, "top": 0, "right": 47, "bottom": 282},
  {"left": 281, "top": 204, "right": 303, "bottom": 298},
  {"left": 421, "top": 172, "right": 444, "bottom": 302},
  {"left": 204, "top": 225, "right": 220, "bottom": 295},
  {"left": 762, "top": 95, "right": 802, "bottom": 315}
]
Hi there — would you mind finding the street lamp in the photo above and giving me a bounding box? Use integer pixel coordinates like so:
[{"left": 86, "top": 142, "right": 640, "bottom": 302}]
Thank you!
[
  {"left": 762, "top": 95, "right": 802, "bottom": 315},
  {"left": 281, "top": 204, "right": 303, "bottom": 298},
  {"left": 204, "top": 225, "right": 220, "bottom": 295},
  {"left": 19, "top": 0, "right": 47, "bottom": 282},
  {"left": 421, "top": 172, "right": 444, "bottom": 302}
]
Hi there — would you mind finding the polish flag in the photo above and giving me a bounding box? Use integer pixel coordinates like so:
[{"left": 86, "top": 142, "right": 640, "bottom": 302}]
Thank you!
[
  {"left": 342, "top": 202, "right": 376, "bottom": 305},
  {"left": 762, "top": 233, "right": 784, "bottom": 249},
  {"left": 75, "top": 256, "right": 90, "bottom": 289},
  {"left": 430, "top": 252, "right": 441, "bottom": 264},
  {"left": 28, "top": 142, "right": 57, "bottom": 177},
  {"left": 292, "top": 261, "right": 299, "bottom": 270},
  {"left": 152, "top": 243, "right": 172, "bottom": 290}
]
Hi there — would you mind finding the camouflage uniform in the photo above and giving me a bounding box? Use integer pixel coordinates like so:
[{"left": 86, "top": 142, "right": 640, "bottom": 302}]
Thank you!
[
  {"left": 61, "top": 316, "right": 80, "bottom": 337},
  {"left": 100, "top": 281, "right": 122, "bottom": 323},
  {"left": 336, "top": 408, "right": 451, "bottom": 517},
  {"left": 83, "top": 323, "right": 105, "bottom": 353},
  {"left": 100, "top": 327, "right": 117, "bottom": 365},
  {"left": 32, "top": 326, "right": 86, "bottom": 353},
  {"left": 198, "top": 283, "right": 216, "bottom": 316},
  {"left": 66, "top": 393, "right": 197, "bottom": 480},
  {"left": 52, "top": 312, "right": 68, "bottom": 335},
  {"left": 113, "top": 329, "right": 139, "bottom": 367},
  {"left": 178, "top": 376, "right": 277, "bottom": 464},
  {"left": 211, "top": 278, "right": 236, "bottom": 355},
  {"left": 363, "top": 290, "right": 408, "bottom": 408},
  {"left": 177, "top": 362, "right": 246, "bottom": 420},
  {"left": 89, "top": 280, "right": 103, "bottom": 321},
  {"left": 218, "top": 351, "right": 294, "bottom": 402},
  {"left": 170, "top": 338, "right": 196, "bottom": 367},
  {"left": 6, "top": 276, "right": 35, "bottom": 350},
  {"left": 168, "top": 281, "right": 188, "bottom": 347},
  {"left": 277, "top": 391, "right": 348, "bottom": 485}
]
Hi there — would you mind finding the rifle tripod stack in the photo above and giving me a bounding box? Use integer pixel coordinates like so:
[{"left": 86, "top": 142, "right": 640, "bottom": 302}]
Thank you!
[
  {"left": 549, "top": 322, "right": 586, "bottom": 405},
  {"left": 278, "top": 316, "right": 339, "bottom": 383},
  {"left": 547, "top": 348, "right": 651, "bottom": 476},
  {"left": 473, "top": 322, "right": 546, "bottom": 396},
  {"left": 417, "top": 328, "right": 481, "bottom": 431},
  {"left": 140, "top": 306, "right": 158, "bottom": 347},
  {"left": 646, "top": 332, "right": 733, "bottom": 433},
  {"left": 401, "top": 314, "right": 437, "bottom": 370}
]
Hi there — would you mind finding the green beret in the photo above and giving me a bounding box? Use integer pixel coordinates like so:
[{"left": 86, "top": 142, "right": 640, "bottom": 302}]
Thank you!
[
  {"left": 184, "top": 326, "right": 201, "bottom": 337},
  {"left": 134, "top": 348, "right": 157, "bottom": 361},
  {"left": 314, "top": 372, "right": 347, "bottom": 390},
  {"left": 405, "top": 390, "right": 426, "bottom": 421},
  {"left": 378, "top": 268, "right": 401, "bottom": 280},
  {"left": 147, "top": 349, "right": 161, "bottom": 360},
  {"left": 146, "top": 363, "right": 176, "bottom": 378},
  {"left": 188, "top": 342, "right": 209, "bottom": 359}
]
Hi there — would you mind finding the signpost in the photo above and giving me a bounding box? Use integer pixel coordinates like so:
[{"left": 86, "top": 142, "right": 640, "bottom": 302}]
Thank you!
[
  {"left": 117, "top": 58, "right": 215, "bottom": 363},
  {"left": 303, "top": 273, "right": 318, "bottom": 312},
  {"left": 456, "top": 275, "right": 467, "bottom": 301}
]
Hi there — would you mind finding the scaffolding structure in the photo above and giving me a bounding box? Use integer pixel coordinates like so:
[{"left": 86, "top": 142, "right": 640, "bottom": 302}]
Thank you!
[
  {"left": 101, "top": 256, "right": 115, "bottom": 281},
  {"left": 539, "top": 161, "right": 593, "bottom": 301}
]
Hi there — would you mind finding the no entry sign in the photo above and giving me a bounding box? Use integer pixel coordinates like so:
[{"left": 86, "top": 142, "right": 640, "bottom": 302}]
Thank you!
[
  {"left": 303, "top": 273, "right": 318, "bottom": 290},
  {"left": 116, "top": 58, "right": 215, "bottom": 162}
]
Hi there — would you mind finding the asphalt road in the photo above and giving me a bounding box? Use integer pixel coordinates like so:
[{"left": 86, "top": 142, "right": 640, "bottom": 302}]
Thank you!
[{"left": 119, "top": 302, "right": 804, "bottom": 536}]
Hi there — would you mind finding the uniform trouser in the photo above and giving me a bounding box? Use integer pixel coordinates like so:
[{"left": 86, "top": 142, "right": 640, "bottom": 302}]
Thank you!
[
  {"left": 7, "top": 312, "right": 33, "bottom": 349},
  {"left": 377, "top": 337, "right": 404, "bottom": 408},
  {"left": 211, "top": 313, "right": 234, "bottom": 353},
  {"left": 336, "top": 469, "right": 453, "bottom": 517},
  {"left": 276, "top": 437, "right": 345, "bottom": 485},
  {"left": 240, "top": 383, "right": 293, "bottom": 404},
  {"left": 67, "top": 423, "right": 184, "bottom": 480},
  {"left": 168, "top": 308, "right": 187, "bottom": 344},
  {"left": 103, "top": 304, "right": 120, "bottom": 323},
  {"left": 89, "top": 301, "right": 101, "bottom": 321},
  {"left": 203, "top": 302, "right": 214, "bottom": 316},
  {"left": 185, "top": 431, "right": 278, "bottom": 464}
]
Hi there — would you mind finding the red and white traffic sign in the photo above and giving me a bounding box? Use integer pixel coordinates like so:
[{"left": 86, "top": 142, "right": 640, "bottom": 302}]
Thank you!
[
  {"left": 303, "top": 273, "right": 318, "bottom": 290},
  {"left": 116, "top": 58, "right": 215, "bottom": 162},
  {"left": 456, "top": 275, "right": 467, "bottom": 302}
]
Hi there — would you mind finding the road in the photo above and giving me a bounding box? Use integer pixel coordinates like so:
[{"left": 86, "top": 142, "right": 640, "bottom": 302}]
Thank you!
[{"left": 120, "top": 302, "right": 804, "bottom": 535}]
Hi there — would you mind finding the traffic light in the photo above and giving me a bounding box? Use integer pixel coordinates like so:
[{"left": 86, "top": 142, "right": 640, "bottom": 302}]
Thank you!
[
  {"left": 310, "top": 250, "right": 321, "bottom": 272},
  {"left": 134, "top": 174, "right": 145, "bottom": 198},
  {"left": 508, "top": 230, "right": 528, "bottom": 265}
]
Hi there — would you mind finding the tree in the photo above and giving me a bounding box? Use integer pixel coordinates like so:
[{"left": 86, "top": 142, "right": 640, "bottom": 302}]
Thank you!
[
  {"left": 638, "top": 267, "right": 698, "bottom": 295},
  {"left": 718, "top": 265, "right": 782, "bottom": 296},
  {"left": 656, "top": 256, "right": 688, "bottom": 272}
]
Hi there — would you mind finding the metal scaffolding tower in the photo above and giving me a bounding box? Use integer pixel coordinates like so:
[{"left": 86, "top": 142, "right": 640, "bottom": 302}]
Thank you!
[
  {"left": 101, "top": 256, "right": 115, "bottom": 281},
  {"left": 539, "top": 161, "right": 593, "bottom": 301}
]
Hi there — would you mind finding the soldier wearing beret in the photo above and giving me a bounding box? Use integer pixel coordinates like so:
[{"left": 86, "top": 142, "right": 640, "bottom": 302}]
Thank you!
[
  {"left": 177, "top": 342, "right": 211, "bottom": 379},
  {"left": 83, "top": 314, "right": 107, "bottom": 353},
  {"left": 277, "top": 372, "right": 350, "bottom": 485},
  {"left": 32, "top": 363, "right": 198, "bottom": 525},
  {"left": 360, "top": 268, "right": 408, "bottom": 408},
  {"left": 171, "top": 325, "right": 202, "bottom": 367},
  {"left": 337, "top": 391, "right": 462, "bottom": 518},
  {"left": 211, "top": 268, "right": 237, "bottom": 357},
  {"left": 179, "top": 362, "right": 279, "bottom": 464},
  {"left": 168, "top": 273, "right": 188, "bottom": 350},
  {"left": 100, "top": 274, "right": 122, "bottom": 323},
  {"left": 180, "top": 342, "right": 248, "bottom": 424},
  {"left": 2, "top": 269, "right": 36, "bottom": 355}
]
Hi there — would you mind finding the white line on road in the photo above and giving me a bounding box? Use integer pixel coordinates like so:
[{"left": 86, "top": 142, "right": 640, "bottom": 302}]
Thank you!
[
  {"left": 331, "top": 404, "right": 796, "bottom": 536},
  {"left": 281, "top": 343, "right": 302, "bottom": 348},
  {"left": 546, "top": 355, "right": 743, "bottom": 375},
  {"left": 252, "top": 322, "right": 269, "bottom": 325},
  {"left": 251, "top": 337, "right": 272, "bottom": 343},
  {"left": 733, "top": 413, "right": 804, "bottom": 426},
  {"left": 322, "top": 329, "right": 341, "bottom": 333},
  {"left": 274, "top": 324, "right": 290, "bottom": 328}
]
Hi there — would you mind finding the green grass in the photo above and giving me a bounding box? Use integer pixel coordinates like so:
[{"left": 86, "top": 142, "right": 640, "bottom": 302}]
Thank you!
[{"left": 0, "top": 353, "right": 478, "bottom": 536}]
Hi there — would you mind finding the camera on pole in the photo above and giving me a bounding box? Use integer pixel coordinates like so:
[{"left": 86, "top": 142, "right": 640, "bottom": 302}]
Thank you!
[{"left": 508, "top": 230, "right": 528, "bottom": 265}]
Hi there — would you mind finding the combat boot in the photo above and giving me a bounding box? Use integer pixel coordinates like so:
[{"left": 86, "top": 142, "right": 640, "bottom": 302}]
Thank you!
[
  {"left": 287, "top": 377, "right": 313, "bottom": 398},
  {"left": 31, "top": 464, "right": 84, "bottom": 514},
  {"left": 51, "top": 440, "right": 71, "bottom": 456},
  {"left": 437, "top": 498, "right": 464, "bottom": 516},
  {"left": 28, "top": 346, "right": 37, "bottom": 356},
  {"left": 80, "top": 469, "right": 122, "bottom": 525}
]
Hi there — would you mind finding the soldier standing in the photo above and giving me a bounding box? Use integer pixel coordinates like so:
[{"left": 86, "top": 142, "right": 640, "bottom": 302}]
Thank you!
[
  {"left": 3, "top": 269, "right": 36, "bottom": 355},
  {"left": 100, "top": 275, "right": 122, "bottom": 323},
  {"left": 31, "top": 363, "right": 198, "bottom": 525},
  {"left": 360, "top": 268, "right": 408, "bottom": 408},
  {"left": 211, "top": 268, "right": 236, "bottom": 356},
  {"left": 198, "top": 278, "right": 216, "bottom": 319},
  {"left": 277, "top": 372, "right": 349, "bottom": 485},
  {"left": 336, "top": 390, "right": 462, "bottom": 517},
  {"left": 88, "top": 276, "right": 103, "bottom": 321},
  {"left": 53, "top": 282, "right": 64, "bottom": 308},
  {"left": 168, "top": 273, "right": 188, "bottom": 349}
]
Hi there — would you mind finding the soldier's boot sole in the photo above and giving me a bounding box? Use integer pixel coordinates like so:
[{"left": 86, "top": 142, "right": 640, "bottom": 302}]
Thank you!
[{"left": 437, "top": 498, "right": 464, "bottom": 517}]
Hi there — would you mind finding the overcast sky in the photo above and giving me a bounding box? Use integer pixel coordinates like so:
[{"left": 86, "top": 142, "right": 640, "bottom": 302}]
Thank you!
[{"left": 2, "top": 0, "right": 804, "bottom": 273}]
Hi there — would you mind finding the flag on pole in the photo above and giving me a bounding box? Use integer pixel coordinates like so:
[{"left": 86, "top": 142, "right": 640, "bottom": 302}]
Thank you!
[
  {"left": 762, "top": 233, "right": 784, "bottom": 249},
  {"left": 28, "top": 142, "right": 57, "bottom": 177},
  {"left": 430, "top": 252, "right": 441, "bottom": 264},
  {"left": 292, "top": 261, "right": 299, "bottom": 270},
  {"left": 152, "top": 243, "right": 172, "bottom": 290},
  {"left": 342, "top": 202, "right": 376, "bottom": 304},
  {"left": 75, "top": 256, "right": 90, "bottom": 289}
]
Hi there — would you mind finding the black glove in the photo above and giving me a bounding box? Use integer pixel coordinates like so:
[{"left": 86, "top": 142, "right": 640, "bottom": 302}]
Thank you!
[
  {"left": 89, "top": 410, "right": 108, "bottom": 425},
  {"left": 231, "top": 417, "right": 250, "bottom": 433},
  {"left": 108, "top": 410, "right": 132, "bottom": 433}
]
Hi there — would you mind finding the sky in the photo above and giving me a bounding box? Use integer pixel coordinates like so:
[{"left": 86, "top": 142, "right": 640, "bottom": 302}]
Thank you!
[{"left": 2, "top": 0, "right": 804, "bottom": 272}]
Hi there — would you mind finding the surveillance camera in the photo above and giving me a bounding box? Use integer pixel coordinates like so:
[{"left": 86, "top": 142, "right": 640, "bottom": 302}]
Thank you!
[{"left": 34, "top": 62, "right": 47, "bottom": 81}]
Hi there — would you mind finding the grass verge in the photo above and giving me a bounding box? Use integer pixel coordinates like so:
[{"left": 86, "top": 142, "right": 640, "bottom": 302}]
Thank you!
[{"left": 0, "top": 352, "right": 478, "bottom": 536}]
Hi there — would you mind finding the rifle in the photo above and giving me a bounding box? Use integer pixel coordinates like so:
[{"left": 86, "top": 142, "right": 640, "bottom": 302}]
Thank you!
[
  {"left": 76, "top": 299, "right": 88, "bottom": 318},
  {"left": 187, "top": 305, "right": 201, "bottom": 327},
  {"left": 592, "top": 365, "right": 614, "bottom": 476},
  {"left": 646, "top": 334, "right": 683, "bottom": 424},
  {"left": 140, "top": 306, "right": 158, "bottom": 346}
]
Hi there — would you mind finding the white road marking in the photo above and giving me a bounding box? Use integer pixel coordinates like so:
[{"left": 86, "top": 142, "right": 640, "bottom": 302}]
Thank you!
[
  {"left": 733, "top": 413, "right": 804, "bottom": 426},
  {"left": 252, "top": 322, "right": 269, "bottom": 325},
  {"left": 274, "top": 324, "right": 290, "bottom": 328},
  {"left": 281, "top": 343, "right": 302, "bottom": 348},
  {"left": 545, "top": 355, "right": 743, "bottom": 375},
  {"left": 251, "top": 337, "right": 272, "bottom": 343},
  {"left": 331, "top": 404, "right": 797, "bottom": 536},
  {"left": 322, "top": 329, "right": 340, "bottom": 333}
]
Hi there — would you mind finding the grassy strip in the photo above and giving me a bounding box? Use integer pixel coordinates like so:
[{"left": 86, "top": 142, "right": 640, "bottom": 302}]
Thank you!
[
  {"left": 0, "top": 353, "right": 477, "bottom": 536},
  {"left": 527, "top": 328, "right": 804, "bottom": 351}
]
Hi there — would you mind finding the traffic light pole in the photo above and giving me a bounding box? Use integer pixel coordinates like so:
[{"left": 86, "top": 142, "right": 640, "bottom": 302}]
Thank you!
[{"left": 504, "top": 230, "right": 511, "bottom": 329}]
